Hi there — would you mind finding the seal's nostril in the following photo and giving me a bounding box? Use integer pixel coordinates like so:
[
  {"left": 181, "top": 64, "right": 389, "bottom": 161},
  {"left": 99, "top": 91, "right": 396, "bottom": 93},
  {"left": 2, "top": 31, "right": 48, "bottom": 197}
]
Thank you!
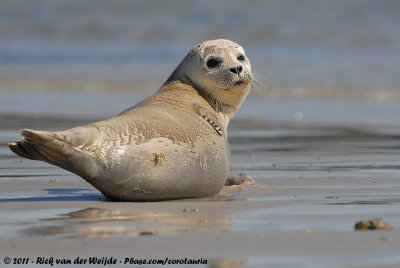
[{"left": 230, "top": 66, "right": 242, "bottom": 75}]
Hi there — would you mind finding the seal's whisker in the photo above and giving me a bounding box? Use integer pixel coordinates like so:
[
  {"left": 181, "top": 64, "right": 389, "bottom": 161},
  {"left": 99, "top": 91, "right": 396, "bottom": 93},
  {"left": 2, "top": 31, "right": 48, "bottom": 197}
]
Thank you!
[
  {"left": 251, "top": 78, "right": 263, "bottom": 88},
  {"left": 250, "top": 72, "right": 268, "bottom": 99}
]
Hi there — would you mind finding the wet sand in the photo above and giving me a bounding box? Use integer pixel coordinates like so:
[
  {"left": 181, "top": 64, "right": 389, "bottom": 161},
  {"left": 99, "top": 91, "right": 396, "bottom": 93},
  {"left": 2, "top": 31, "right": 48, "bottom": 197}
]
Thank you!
[{"left": 1, "top": 92, "right": 400, "bottom": 267}]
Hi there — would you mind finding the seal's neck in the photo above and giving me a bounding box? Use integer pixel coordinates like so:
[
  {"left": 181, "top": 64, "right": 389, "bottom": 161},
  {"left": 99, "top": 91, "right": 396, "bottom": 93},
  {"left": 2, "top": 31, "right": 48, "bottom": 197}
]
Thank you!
[
  {"left": 158, "top": 81, "right": 232, "bottom": 128},
  {"left": 163, "top": 76, "right": 243, "bottom": 125}
]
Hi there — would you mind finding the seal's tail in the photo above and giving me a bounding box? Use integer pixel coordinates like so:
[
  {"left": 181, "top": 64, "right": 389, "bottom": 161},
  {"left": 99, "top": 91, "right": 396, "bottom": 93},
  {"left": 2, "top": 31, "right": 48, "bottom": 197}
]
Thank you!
[{"left": 8, "top": 128, "right": 102, "bottom": 178}]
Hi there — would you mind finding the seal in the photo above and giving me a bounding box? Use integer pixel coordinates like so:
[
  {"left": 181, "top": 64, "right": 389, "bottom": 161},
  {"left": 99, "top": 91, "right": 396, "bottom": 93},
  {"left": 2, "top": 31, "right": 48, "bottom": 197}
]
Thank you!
[{"left": 8, "top": 39, "right": 254, "bottom": 201}]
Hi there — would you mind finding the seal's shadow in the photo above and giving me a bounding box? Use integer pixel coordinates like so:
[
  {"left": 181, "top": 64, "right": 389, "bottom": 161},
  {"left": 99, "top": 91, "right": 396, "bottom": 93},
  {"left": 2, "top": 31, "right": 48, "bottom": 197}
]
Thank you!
[{"left": 0, "top": 188, "right": 105, "bottom": 202}]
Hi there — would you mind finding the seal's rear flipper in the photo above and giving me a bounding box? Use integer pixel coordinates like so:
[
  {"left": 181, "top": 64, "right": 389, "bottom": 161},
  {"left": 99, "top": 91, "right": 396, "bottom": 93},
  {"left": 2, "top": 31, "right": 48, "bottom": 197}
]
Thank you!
[
  {"left": 8, "top": 129, "right": 102, "bottom": 179},
  {"left": 8, "top": 140, "right": 45, "bottom": 161}
]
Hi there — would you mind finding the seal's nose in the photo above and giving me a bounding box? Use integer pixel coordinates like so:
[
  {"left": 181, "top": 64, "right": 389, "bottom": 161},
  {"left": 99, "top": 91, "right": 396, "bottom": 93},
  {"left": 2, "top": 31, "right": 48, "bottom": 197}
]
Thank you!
[{"left": 230, "top": 66, "right": 242, "bottom": 75}]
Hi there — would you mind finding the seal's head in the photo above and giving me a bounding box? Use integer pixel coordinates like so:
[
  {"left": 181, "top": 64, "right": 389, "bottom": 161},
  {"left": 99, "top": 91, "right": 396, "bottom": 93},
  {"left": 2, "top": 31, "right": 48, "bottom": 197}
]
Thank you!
[{"left": 167, "top": 39, "right": 253, "bottom": 119}]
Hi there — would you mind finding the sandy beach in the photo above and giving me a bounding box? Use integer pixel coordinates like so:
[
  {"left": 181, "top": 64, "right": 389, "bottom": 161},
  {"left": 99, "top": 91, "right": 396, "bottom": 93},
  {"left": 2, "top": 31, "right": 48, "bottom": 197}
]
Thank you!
[{"left": 1, "top": 91, "right": 400, "bottom": 268}]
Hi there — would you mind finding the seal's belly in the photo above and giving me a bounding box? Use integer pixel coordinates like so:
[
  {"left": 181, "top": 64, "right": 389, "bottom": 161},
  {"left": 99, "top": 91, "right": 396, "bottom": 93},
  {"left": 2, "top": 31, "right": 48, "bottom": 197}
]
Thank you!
[{"left": 83, "top": 115, "right": 229, "bottom": 201}]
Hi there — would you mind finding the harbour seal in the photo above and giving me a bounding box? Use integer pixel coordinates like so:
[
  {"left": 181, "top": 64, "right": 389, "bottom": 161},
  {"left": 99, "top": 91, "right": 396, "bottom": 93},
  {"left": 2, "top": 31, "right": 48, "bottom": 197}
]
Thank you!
[{"left": 8, "top": 39, "right": 253, "bottom": 201}]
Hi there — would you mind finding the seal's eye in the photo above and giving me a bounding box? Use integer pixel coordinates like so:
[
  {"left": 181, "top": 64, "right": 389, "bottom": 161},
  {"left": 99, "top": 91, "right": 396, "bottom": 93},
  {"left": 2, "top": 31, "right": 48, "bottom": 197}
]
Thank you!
[
  {"left": 237, "top": 54, "right": 245, "bottom": 61},
  {"left": 206, "top": 58, "right": 222, "bottom": 69}
]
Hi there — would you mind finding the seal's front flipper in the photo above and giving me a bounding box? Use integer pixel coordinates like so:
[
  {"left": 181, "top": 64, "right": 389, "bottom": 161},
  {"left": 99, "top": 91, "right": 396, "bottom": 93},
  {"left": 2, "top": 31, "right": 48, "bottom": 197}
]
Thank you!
[
  {"left": 8, "top": 129, "right": 103, "bottom": 179},
  {"left": 225, "top": 172, "right": 255, "bottom": 186}
]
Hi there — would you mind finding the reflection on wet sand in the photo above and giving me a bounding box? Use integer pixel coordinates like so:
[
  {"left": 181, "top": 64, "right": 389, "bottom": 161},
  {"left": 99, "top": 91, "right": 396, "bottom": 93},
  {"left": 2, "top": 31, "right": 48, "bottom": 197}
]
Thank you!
[{"left": 24, "top": 208, "right": 230, "bottom": 238}]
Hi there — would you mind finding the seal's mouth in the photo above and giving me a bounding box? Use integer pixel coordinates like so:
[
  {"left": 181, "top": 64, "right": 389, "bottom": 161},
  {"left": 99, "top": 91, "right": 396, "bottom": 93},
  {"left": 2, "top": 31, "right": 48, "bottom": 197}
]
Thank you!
[{"left": 234, "top": 81, "right": 245, "bottom": 86}]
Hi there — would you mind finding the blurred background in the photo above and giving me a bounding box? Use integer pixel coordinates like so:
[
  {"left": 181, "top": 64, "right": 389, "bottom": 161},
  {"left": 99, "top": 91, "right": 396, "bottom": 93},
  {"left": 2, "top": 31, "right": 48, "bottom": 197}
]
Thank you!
[{"left": 1, "top": 0, "right": 399, "bottom": 101}]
